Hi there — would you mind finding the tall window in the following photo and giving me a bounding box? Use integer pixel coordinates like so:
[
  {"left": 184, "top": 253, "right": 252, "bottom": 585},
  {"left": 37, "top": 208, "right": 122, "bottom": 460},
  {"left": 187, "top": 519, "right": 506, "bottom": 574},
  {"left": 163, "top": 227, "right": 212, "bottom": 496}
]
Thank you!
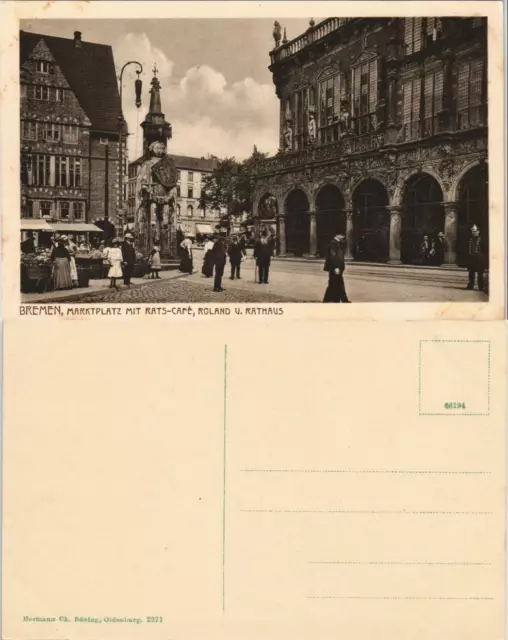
[
  {"left": 177, "top": 185, "right": 181, "bottom": 197},
  {"left": 176, "top": 204, "right": 181, "bottom": 217},
  {"left": 188, "top": 185, "right": 194, "bottom": 199},
  {"left": 34, "top": 85, "right": 50, "bottom": 101},
  {"left": 423, "top": 69, "right": 443, "bottom": 137},
  {"left": 188, "top": 171, "right": 194, "bottom": 182},
  {"left": 402, "top": 77, "right": 421, "bottom": 141},
  {"left": 56, "top": 157, "right": 82, "bottom": 187},
  {"left": 22, "top": 120, "right": 37, "bottom": 141},
  {"left": 405, "top": 18, "right": 423, "bottom": 54},
  {"left": 352, "top": 60, "right": 378, "bottom": 135},
  {"left": 187, "top": 205, "right": 194, "bottom": 218},
  {"left": 457, "top": 59, "right": 484, "bottom": 129},
  {"left": 39, "top": 200, "right": 52, "bottom": 217},
  {"left": 42, "top": 123, "right": 61, "bottom": 142},
  {"left": 294, "top": 87, "right": 311, "bottom": 149},
  {"left": 62, "top": 125, "right": 78, "bottom": 143},
  {"left": 73, "top": 202, "right": 85, "bottom": 220},
  {"left": 200, "top": 208, "right": 205, "bottom": 219},
  {"left": 425, "top": 18, "right": 443, "bottom": 41},
  {"left": 318, "top": 75, "right": 340, "bottom": 144},
  {"left": 36, "top": 61, "right": 54, "bottom": 74},
  {"left": 59, "top": 201, "right": 70, "bottom": 220},
  {"left": 31, "top": 154, "right": 51, "bottom": 186}
]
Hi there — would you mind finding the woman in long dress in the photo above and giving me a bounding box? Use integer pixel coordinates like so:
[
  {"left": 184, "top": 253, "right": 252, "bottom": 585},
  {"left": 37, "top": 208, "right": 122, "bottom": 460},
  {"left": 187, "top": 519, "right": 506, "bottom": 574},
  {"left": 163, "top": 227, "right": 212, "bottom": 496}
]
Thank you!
[
  {"left": 202, "top": 235, "right": 214, "bottom": 277},
  {"left": 63, "top": 236, "right": 79, "bottom": 287},
  {"left": 179, "top": 235, "right": 194, "bottom": 274},
  {"left": 107, "top": 238, "right": 123, "bottom": 289},
  {"left": 51, "top": 239, "right": 73, "bottom": 290},
  {"left": 150, "top": 244, "right": 162, "bottom": 279}
]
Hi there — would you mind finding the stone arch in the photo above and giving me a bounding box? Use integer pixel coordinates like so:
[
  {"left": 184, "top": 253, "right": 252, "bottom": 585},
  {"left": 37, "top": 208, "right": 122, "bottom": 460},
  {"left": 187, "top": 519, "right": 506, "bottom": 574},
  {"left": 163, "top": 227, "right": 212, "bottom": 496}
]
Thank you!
[
  {"left": 400, "top": 171, "right": 445, "bottom": 265},
  {"left": 455, "top": 162, "right": 488, "bottom": 267},
  {"left": 449, "top": 159, "right": 486, "bottom": 203},
  {"left": 393, "top": 167, "right": 446, "bottom": 207},
  {"left": 285, "top": 188, "right": 310, "bottom": 256},
  {"left": 315, "top": 183, "right": 346, "bottom": 258},
  {"left": 282, "top": 184, "right": 313, "bottom": 207},
  {"left": 352, "top": 178, "right": 390, "bottom": 262}
]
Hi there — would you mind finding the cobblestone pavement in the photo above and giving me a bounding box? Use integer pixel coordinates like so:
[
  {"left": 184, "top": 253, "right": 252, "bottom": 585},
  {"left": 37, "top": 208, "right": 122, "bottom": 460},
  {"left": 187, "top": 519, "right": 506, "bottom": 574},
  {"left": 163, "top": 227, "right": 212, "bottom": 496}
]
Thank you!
[
  {"left": 31, "top": 257, "right": 488, "bottom": 304},
  {"left": 40, "top": 275, "right": 299, "bottom": 303}
]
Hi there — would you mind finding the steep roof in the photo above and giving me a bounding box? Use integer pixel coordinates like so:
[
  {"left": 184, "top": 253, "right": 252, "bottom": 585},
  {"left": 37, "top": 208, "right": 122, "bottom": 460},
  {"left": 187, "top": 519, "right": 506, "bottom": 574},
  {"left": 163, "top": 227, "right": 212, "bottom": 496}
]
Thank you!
[
  {"left": 168, "top": 154, "right": 217, "bottom": 172},
  {"left": 20, "top": 30, "right": 122, "bottom": 134},
  {"left": 131, "top": 153, "right": 217, "bottom": 173}
]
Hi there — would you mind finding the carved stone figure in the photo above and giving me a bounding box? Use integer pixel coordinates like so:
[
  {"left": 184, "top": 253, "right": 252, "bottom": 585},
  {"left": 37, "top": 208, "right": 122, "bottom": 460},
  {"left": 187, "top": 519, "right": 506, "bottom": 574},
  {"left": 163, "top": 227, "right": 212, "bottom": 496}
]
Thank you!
[
  {"left": 340, "top": 105, "right": 351, "bottom": 135},
  {"left": 273, "top": 21, "right": 282, "bottom": 48},
  {"left": 308, "top": 111, "right": 317, "bottom": 143},
  {"left": 136, "top": 140, "right": 177, "bottom": 253},
  {"left": 283, "top": 121, "right": 293, "bottom": 151}
]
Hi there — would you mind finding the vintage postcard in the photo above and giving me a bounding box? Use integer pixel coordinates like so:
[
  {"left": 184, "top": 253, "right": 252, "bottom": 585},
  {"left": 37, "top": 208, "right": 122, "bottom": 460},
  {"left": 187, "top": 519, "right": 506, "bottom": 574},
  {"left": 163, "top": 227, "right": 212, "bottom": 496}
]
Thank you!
[
  {"left": 0, "top": 2, "right": 506, "bottom": 640},
  {"left": 0, "top": 0, "right": 505, "bottom": 319}
]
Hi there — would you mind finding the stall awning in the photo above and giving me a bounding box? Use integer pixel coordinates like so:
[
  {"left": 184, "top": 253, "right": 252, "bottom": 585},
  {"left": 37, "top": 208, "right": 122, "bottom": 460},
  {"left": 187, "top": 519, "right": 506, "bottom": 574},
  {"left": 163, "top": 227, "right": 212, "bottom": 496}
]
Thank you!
[
  {"left": 48, "top": 222, "right": 103, "bottom": 233},
  {"left": 195, "top": 224, "right": 214, "bottom": 234},
  {"left": 21, "top": 219, "right": 52, "bottom": 230}
]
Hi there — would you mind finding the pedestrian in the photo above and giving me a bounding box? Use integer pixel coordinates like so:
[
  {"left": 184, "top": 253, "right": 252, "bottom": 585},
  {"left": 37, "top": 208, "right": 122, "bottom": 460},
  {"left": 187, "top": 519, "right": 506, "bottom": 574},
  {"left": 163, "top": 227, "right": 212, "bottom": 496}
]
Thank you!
[
  {"left": 323, "top": 233, "right": 351, "bottom": 303},
  {"left": 228, "top": 235, "right": 246, "bottom": 280},
  {"left": 50, "top": 238, "right": 73, "bottom": 290},
  {"left": 107, "top": 238, "right": 123, "bottom": 289},
  {"left": 420, "top": 235, "right": 430, "bottom": 265},
  {"left": 63, "top": 236, "right": 79, "bottom": 287},
  {"left": 435, "top": 232, "right": 445, "bottom": 265},
  {"left": 121, "top": 233, "right": 136, "bottom": 286},
  {"left": 150, "top": 243, "right": 162, "bottom": 279},
  {"left": 202, "top": 235, "right": 214, "bottom": 277},
  {"left": 179, "top": 234, "right": 194, "bottom": 274},
  {"left": 211, "top": 235, "right": 227, "bottom": 292},
  {"left": 254, "top": 229, "right": 274, "bottom": 284},
  {"left": 21, "top": 231, "right": 36, "bottom": 255},
  {"left": 466, "top": 224, "right": 487, "bottom": 291}
]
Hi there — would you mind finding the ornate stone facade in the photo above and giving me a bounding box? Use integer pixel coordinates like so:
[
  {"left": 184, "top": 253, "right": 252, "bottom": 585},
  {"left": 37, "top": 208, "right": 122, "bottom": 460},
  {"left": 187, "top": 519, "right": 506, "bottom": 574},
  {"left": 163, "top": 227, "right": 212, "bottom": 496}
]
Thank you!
[{"left": 252, "top": 17, "right": 488, "bottom": 266}]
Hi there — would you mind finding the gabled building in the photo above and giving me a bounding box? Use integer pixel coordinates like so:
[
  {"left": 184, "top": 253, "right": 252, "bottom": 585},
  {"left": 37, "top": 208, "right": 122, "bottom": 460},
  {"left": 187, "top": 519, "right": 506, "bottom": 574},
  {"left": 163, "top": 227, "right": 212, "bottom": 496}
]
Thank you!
[
  {"left": 251, "top": 17, "right": 488, "bottom": 266},
  {"left": 20, "top": 29, "right": 125, "bottom": 241}
]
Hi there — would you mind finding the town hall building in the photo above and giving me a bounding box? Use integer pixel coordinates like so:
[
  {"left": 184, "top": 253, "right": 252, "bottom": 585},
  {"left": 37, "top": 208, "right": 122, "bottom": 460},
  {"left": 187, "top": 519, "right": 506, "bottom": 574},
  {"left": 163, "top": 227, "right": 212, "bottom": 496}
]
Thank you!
[{"left": 251, "top": 17, "right": 488, "bottom": 267}]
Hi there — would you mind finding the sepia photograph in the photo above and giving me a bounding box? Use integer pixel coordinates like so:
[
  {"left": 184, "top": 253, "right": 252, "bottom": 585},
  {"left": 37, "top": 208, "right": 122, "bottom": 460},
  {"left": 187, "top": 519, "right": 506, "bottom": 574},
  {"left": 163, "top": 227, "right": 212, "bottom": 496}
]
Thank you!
[{"left": 19, "top": 16, "right": 489, "bottom": 304}]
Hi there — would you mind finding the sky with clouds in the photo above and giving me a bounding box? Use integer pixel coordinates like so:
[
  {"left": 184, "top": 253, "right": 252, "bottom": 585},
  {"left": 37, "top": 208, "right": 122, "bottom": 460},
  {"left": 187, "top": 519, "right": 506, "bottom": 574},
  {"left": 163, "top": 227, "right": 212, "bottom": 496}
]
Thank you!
[{"left": 21, "top": 19, "right": 315, "bottom": 161}]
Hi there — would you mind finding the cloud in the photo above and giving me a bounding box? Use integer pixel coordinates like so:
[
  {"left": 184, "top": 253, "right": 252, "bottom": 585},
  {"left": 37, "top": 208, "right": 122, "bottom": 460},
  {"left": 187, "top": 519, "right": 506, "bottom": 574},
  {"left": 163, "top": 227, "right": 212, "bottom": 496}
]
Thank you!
[{"left": 115, "top": 33, "right": 279, "bottom": 161}]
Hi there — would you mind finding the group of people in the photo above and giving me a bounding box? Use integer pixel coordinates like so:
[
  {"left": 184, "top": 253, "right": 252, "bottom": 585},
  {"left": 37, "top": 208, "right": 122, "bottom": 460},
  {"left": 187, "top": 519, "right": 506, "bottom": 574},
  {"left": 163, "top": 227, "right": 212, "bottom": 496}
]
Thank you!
[
  {"left": 194, "top": 233, "right": 250, "bottom": 292},
  {"left": 419, "top": 232, "right": 445, "bottom": 266},
  {"left": 177, "top": 229, "right": 276, "bottom": 293},
  {"left": 49, "top": 235, "right": 79, "bottom": 290},
  {"left": 102, "top": 233, "right": 137, "bottom": 290}
]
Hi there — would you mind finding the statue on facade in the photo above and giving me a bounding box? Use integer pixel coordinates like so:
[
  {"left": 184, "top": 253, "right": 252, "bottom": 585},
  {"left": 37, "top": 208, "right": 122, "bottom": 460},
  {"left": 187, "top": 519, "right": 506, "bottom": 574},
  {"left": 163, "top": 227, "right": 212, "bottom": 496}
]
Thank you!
[
  {"left": 308, "top": 108, "right": 317, "bottom": 144},
  {"left": 339, "top": 103, "right": 351, "bottom": 135},
  {"left": 273, "top": 22, "right": 282, "bottom": 48},
  {"left": 283, "top": 121, "right": 293, "bottom": 151},
  {"left": 136, "top": 140, "right": 177, "bottom": 250}
]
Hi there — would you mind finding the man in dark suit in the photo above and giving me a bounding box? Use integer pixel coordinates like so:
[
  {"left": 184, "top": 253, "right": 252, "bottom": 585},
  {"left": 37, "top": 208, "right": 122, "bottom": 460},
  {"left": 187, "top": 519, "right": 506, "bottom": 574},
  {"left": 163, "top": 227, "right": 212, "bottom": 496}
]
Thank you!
[
  {"left": 323, "top": 233, "right": 351, "bottom": 303},
  {"left": 121, "top": 233, "right": 136, "bottom": 286},
  {"left": 211, "top": 235, "right": 227, "bottom": 292},
  {"left": 253, "top": 229, "right": 274, "bottom": 284},
  {"left": 227, "top": 235, "right": 246, "bottom": 280},
  {"left": 466, "top": 224, "right": 487, "bottom": 292}
]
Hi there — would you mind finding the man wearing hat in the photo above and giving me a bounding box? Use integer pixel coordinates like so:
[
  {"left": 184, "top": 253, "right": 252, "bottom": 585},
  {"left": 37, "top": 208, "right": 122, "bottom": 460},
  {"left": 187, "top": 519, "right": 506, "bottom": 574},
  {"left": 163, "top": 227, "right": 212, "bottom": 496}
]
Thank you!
[
  {"left": 253, "top": 228, "right": 274, "bottom": 284},
  {"left": 466, "top": 224, "right": 487, "bottom": 291},
  {"left": 121, "top": 233, "right": 136, "bottom": 286},
  {"left": 323, "top": 233, "right": 351, "bottom": 303}
]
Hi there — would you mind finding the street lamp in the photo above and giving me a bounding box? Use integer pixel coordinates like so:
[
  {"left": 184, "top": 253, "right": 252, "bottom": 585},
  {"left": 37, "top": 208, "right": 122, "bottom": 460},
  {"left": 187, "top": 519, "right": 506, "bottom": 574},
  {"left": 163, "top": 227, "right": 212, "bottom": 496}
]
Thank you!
[{"left": 118, "top": 61, "right": 143, "bottom": 238}]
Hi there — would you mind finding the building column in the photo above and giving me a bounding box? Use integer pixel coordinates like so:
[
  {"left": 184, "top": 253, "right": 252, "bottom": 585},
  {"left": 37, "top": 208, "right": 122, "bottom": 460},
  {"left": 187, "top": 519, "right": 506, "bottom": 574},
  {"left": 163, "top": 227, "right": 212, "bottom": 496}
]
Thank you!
[
  {"left": 309, "top": 210, "right": 317, "bottom": 257},
  {"left": 344, "top": 208, "right": 355, "bottom": 261},
  {"left": 442, "top": 201, "right": 459, "bottom": 267},
  {"left": 387, "top": 205, "right": 403, "bottom": 264},
  {"left": 277, "top": 216, "right": 287, "bottom": 256}
]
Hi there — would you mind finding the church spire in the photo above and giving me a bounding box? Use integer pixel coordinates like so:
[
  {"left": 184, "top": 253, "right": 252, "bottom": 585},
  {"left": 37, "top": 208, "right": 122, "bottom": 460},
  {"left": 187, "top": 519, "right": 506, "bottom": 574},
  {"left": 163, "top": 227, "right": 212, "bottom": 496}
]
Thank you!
[{"left": 141, "top": 62, "right": 172, "bottom": 155}]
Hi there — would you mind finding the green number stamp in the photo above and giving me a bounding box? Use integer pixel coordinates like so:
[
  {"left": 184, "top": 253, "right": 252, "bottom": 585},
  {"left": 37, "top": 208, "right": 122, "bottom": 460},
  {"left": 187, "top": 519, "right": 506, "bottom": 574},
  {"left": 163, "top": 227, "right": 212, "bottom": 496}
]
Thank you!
[{"left": 444, "top": 402, "right": 466, "bottom": 409}]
